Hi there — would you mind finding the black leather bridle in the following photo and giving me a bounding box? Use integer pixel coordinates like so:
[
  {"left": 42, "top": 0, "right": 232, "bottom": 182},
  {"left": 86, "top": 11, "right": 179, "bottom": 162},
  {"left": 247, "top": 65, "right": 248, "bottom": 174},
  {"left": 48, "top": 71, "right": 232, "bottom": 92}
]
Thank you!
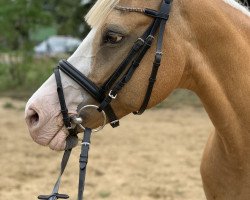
[{"left": 38, "top": 0, "right": 172, "bottom": 199}]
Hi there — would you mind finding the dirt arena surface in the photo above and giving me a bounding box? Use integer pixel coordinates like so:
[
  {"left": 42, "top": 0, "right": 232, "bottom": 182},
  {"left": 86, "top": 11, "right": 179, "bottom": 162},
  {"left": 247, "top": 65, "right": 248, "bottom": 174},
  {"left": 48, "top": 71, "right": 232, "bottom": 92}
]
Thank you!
[{"left": 0, "top": 98, "right": 213, "bottom": 200}]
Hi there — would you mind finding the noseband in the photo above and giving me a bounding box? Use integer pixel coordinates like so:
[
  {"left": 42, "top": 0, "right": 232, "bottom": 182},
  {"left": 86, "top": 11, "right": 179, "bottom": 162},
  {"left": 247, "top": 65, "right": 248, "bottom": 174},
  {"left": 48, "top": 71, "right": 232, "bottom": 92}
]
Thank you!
[{"left": 38, "top": 0, "right": 172, "bottom": 199}]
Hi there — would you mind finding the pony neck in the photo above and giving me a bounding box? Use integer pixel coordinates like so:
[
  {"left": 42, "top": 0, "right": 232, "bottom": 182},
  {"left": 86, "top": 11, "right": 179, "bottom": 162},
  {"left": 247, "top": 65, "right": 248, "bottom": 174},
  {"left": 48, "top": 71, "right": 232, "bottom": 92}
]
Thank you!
[{"left": 181, "top": 0, "right": 250, "bottom": 153}]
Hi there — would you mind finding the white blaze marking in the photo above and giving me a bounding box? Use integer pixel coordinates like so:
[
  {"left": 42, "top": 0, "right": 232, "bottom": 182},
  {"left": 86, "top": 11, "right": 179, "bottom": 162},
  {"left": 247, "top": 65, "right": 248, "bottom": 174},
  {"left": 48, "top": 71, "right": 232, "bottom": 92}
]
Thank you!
[
  {"left": 223, "top": 0, "right": 250, "bottom": 17},
  {"left": 25, "top": 28, "right": 98, "bottom": 114},
  {"left": 67, "top": 28, "right": 97, "bottom": 75}
]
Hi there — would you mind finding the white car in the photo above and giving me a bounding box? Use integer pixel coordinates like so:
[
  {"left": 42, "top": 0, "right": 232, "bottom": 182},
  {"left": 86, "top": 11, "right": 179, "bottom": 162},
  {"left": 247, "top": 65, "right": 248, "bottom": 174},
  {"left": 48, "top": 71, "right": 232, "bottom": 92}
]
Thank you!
[{"left": 34, "top": 36, "right": 82, "bottom": 56}]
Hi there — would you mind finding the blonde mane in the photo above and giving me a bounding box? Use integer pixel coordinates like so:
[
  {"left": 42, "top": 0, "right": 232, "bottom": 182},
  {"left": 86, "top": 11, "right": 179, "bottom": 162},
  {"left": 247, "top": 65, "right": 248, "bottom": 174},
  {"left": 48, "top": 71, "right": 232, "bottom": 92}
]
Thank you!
[
  {"left": 85, "top": 0, "right": 249, "bottom": 28},
  {"left": 85, "top": 0, "right": 120, "bottom": 28}
]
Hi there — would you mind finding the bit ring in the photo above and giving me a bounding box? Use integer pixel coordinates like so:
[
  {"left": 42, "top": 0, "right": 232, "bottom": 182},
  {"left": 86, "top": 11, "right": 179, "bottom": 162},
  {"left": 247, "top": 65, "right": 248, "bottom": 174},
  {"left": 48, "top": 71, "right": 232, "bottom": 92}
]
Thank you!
[{"left": 77, "top": 105, "right": 107, "bottom": 133}]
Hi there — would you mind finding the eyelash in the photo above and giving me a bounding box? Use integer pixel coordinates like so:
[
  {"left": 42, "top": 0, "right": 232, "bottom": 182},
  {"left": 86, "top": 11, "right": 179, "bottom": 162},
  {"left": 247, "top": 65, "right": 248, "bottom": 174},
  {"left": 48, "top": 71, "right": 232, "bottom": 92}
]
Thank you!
[{"left": 104, "top": 32, "right": 124, "bottom": 44}]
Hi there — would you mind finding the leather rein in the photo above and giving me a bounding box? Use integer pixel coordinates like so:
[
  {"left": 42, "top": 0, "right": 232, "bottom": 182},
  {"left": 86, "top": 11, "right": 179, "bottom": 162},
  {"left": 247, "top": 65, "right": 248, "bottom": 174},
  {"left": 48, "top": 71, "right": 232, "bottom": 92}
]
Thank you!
[{"left": 38, "top": 0, "right": 172, "bottom": 199}]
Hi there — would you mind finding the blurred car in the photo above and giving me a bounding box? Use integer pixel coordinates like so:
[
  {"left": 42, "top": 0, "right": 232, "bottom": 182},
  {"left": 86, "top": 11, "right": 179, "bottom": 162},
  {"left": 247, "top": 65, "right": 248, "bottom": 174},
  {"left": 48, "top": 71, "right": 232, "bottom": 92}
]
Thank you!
[{"left": 34, "top": 36, "right": 82, "bottom": 56}]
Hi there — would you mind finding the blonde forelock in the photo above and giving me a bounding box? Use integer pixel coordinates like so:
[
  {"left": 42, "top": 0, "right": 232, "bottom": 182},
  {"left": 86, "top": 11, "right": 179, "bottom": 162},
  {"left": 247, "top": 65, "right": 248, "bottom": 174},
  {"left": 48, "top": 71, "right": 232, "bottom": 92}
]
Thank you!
[{"left": 85, "top": 0, "right": 120, "bottom": 28}]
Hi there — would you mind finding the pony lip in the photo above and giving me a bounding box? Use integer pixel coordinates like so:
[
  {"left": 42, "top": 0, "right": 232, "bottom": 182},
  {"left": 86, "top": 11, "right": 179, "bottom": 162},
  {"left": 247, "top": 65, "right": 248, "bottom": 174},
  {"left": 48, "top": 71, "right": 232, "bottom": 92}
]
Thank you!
[
  {"left": 48, "top": 129, "right": 68, "bottom": 151},
  {"left": 27, "top": 125, "right": 67, "bottom": 151}
]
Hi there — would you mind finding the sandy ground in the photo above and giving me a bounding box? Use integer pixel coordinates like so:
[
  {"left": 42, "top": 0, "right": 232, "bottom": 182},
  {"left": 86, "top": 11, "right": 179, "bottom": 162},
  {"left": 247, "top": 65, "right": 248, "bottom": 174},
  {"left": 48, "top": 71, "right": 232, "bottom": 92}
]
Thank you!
[{"left": 0, "top": 98, "right": 213, "bottom": 200}]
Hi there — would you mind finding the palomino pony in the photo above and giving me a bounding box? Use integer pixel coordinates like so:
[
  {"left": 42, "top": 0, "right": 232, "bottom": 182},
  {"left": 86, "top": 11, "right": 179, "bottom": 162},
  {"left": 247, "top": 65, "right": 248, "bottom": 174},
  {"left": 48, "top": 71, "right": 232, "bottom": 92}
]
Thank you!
[{"left": 25, "top": 0, "right": 250, "bottom": 199}]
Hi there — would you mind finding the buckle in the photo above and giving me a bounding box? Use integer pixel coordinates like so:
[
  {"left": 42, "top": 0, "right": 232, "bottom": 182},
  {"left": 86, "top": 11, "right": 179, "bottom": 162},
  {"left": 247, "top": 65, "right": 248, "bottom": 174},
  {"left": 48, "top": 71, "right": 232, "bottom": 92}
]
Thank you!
[
  {"left": 110, "top": 120, "right": 119, "bottom": 125},
  {"left": 133, "top": 38, "right": 145, "bottom": 51},
  {"left": 81, "top": 142, "right": 90, "bottom": 146},
  {"left": 156, "top": 51, "right": 163, "bottom": 55},
  {"left": 137, "top": 38, "right": 145, "bottom": 44},
  {"left": 109, "top": 90, "right": 117, "bottom": 99},
  {"left": 145, "top": 35, "right": 154, "bottom": 46},
  {"left": 147, "top": 35, "right": 154, "bottom": 40}
]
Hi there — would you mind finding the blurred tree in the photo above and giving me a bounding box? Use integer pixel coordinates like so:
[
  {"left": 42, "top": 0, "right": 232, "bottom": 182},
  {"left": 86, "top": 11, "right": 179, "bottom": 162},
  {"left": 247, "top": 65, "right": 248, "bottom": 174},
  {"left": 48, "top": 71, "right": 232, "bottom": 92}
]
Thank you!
[
  {"left": 0, "top": 0, "right": 96, "bottom": 51},
  {"left": 43, "top": 0, "right": 96, "bottom": 39},
  {"left": 0, "top": 0, "right": 52, "bottom": 51}
]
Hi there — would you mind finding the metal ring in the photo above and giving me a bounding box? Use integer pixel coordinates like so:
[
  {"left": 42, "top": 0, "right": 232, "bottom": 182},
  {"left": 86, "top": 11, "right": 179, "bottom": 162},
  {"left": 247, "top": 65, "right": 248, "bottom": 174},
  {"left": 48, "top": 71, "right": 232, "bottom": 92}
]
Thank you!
[{"left": 78, "top": 105, "right": 107, "bottom": 133}]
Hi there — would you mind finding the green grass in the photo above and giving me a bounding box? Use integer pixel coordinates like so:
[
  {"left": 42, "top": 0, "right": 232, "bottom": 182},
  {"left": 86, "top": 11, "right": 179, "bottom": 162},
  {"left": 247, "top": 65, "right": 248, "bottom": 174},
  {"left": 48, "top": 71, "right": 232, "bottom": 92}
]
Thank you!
[
  {"left": 98, "top": 191, "right": 111, "bottom": 198},
  {"left": 3, "top": 102, "right": 15, "bottom": 109},
  {"left": 0, "top": 54, "right": 57, "bottom": 99}
]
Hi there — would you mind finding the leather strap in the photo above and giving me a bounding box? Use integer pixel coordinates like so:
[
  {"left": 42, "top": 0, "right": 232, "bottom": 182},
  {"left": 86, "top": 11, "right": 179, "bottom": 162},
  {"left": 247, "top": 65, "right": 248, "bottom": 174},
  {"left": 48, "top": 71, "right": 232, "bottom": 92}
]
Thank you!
[
  {"left": 100, "top": 22, "right": 155, "bottom": 93},
  {"left": 58, "top": 60, "right": 101, "bottom": 102},
  {"left": 41, "top": 1, "right": 172, "bottom": 200},
  {"left": 38, "top": 128, "right": 93, "bottom": 200},
  {"left": 98, "top": 0, "right": 172, "bottom": 113},
  {"left": 57, "top": 60, "right": 119, "bottom": 128},
  {"left": 98, "top": 34, "right": 155, "bottom": 111},
  {"left": 55, "top": 0, "right": 172, "bottom": 127},
  {"left": 38, "top": 150, "right": 71, "bottom": 200},
  {"left": 54, "top": 67, "right": 72, "bottom": 129},
  {"left": 135, "top": 0, "right": 172, "bottom": 115},
  {"left": 78, "top": 128, "right": 92, "bottom": 200}
]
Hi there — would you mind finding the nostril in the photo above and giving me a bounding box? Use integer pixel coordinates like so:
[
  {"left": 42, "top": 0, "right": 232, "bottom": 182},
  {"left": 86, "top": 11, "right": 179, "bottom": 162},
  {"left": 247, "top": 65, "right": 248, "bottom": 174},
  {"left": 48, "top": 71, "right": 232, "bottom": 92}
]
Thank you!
[
  {"left": 26, "top": 108, "right": 40, "bottom": 127},
  {"left": 30, "top": 112, "right": 39, "bottom": 126}
]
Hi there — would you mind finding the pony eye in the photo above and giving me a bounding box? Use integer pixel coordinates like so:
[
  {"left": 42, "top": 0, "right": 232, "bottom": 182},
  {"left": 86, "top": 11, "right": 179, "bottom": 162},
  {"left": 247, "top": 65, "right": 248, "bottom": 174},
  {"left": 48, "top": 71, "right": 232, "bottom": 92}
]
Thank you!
[{"left": 105, "top": 32, "right": 124, "bottom": 44}]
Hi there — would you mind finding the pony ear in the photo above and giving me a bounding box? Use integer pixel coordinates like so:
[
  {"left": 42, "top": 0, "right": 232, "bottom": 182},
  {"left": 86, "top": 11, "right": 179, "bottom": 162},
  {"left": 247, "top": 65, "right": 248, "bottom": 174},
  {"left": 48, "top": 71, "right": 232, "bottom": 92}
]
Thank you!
[{"left": 85, "top": 0, "right": 120, "bottom": 28}]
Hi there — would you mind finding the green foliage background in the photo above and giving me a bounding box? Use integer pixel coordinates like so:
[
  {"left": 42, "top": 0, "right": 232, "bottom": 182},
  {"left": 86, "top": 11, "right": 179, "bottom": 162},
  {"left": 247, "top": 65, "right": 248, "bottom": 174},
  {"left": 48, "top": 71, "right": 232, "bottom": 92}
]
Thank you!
[
  {"left": 0, "top": 0, "right": 96, "bottom": 51},
  {"left": 0, "top": 0, "right": 96, "bottom": 98}
]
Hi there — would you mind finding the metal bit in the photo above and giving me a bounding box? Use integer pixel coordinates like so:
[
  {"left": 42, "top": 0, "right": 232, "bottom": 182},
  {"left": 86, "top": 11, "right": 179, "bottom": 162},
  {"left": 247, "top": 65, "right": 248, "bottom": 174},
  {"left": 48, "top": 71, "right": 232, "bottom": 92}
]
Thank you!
[{"left": 71, "top": 116, "right": 83, "bottom": 125}]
